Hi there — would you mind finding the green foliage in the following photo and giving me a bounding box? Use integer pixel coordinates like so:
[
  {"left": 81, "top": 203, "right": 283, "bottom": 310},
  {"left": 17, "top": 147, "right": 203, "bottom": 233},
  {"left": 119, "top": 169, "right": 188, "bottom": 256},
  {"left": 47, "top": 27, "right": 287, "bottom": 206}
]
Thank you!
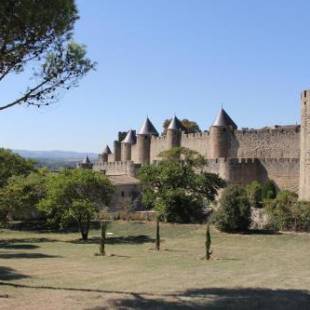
[
  {"left": 118, "top": 131, "right": 127, "bottom": 142},
  {"left": 261, "top": 180, "right": 277, "bottom": 200},
  {"left": 0, "top": 0, "right": 95, "bottom": 110},
  {"left": 162, "top": 119, "right": 201, "bottom": 135},
  {"left": 245, "top": 181, "right": 263, "bottom": 208},
  {"left": 0, "top": 169, "right": 48, "bottom": 223},
  {"left": 139, "top": 147, "right": 225, "bottom": 223},
  {"left": 39, "top": 169, "right": 114, "bottom": 239},
  {"left": 265, "top": 191, "right": 310, "bottom": 231},
  {"left": 215, "top": 185, "right": 251, "bottom": 232},
  {"left": 0, "top": 148, "right": 35, "bottom": 188}
]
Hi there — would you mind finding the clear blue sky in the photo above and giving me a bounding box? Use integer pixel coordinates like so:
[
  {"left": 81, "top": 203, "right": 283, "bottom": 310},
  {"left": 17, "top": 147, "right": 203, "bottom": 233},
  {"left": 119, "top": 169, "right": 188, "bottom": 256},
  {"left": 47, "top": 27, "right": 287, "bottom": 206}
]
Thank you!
[{"left": 1, "top": 0, "right": 310, "bottom": 153}]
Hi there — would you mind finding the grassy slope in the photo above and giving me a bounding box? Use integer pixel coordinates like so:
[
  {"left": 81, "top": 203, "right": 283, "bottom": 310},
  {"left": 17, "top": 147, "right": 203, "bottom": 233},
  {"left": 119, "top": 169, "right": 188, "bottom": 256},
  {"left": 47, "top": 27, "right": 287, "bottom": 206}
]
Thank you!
[{"left": 0, "top": 222, "right": 309, "bottom": 309}]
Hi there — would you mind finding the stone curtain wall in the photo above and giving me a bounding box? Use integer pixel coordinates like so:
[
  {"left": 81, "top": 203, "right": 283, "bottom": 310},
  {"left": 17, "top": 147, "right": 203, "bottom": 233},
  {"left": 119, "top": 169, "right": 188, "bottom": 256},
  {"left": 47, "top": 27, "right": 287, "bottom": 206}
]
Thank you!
[
  {"left": 260, "top": 158, "right": 300, "bottom": 192},
  {"left": 232, "top": 127, "right": 300, "bottom": 159},
  {"left": 205, "top": 158, "right": 299, "bottom": 192},
  {"left": 180, "top": 132, "right": 210, "bottom": 157}
]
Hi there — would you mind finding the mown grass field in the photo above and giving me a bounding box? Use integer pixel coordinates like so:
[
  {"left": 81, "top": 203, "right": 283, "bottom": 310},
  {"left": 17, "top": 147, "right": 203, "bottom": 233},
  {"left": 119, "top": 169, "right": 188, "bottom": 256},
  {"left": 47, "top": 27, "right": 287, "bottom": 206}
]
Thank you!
[{"left": 0, "top": 221, "right": 309, "bottom": 309}]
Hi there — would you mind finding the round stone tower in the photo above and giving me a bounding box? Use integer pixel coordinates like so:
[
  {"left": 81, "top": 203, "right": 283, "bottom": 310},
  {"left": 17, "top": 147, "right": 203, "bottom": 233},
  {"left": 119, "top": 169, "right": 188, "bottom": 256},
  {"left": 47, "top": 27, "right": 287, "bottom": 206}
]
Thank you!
[
  {"left": 299, "top": 89, "right": 310, "bottom": 201},
  {"left": 209, "top": 108, "right": 237, "bottom": 159},
  {"left": 113, "top": 140, "right": 121, "bottom": 162},
  {"left": 137, "top": 117, "right": 159, "bottom": 164},
  {"left": 167, "top": 116, "right": 183, "bottom": 149},
  {"left": 121, "top": 130, "right": 136, "bottom": 161}
]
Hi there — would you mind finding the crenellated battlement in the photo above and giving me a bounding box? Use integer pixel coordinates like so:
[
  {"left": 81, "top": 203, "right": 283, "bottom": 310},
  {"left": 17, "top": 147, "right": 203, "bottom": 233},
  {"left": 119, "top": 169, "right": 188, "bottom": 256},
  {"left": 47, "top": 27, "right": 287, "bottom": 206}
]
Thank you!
[
  {"left": 93, "top": 160, "right": 139, "bottom": 177},
  {"left": 91, "top": 93, "right": 310, "bottom": 198},
  {"left": 182, "top": 131, "right": 210, "bottom": 139},
  {"left": 235, "top": 125, "right": 300, "bottom": 136}
]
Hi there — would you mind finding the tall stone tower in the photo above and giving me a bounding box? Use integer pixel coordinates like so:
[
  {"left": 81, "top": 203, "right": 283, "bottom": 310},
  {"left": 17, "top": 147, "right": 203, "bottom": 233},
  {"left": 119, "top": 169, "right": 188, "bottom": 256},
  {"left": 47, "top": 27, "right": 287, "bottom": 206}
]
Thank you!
[
  {"left": 299, "top": 89, "right": 310, "bottom": 200},
  {"left": 121, "top": 130, "right": 136, "bottom": 161},
  {"left": 137, "top": 117, "right": 159, "bottom": 164},
  {"left": 167, "top": 116, "right": 183, "bottom": 149},
  {"left": 113, "top": 140, "right": 121, "bottom": 162},
  {"left": 209, "top": 108, "right": 237, "bottom": 159}
]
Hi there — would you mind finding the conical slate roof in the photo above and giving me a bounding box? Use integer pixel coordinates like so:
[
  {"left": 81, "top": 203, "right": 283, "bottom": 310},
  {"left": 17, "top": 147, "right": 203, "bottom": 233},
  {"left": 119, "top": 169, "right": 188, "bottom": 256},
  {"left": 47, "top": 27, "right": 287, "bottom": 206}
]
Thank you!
[
  {"left": 122, "top": 130, "right": 136, "bottom": 144},
  {"left": 82, "top": 156, "right": 91, "bottom": 164},
  {"left": 103, "top": 145, "right": 112, "bottom": 154},
  {"left": 168, "top": 116, "right": 184, "bottom": 131},
  {"left": 138, "top": 117, "right": 159, "bottom": 136},
  {"left": 212, "top": 108, "right": 237, "bottom": 129}
]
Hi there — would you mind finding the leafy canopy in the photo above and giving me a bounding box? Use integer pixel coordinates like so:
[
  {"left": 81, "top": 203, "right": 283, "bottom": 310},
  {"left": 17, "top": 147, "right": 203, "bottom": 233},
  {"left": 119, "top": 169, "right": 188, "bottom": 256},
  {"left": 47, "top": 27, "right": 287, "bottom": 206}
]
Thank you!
[
  {"left": 215, "top": 185, "right": 252, "bottom": 232},
  {"left": 0, "top": 0, "right": 95, "bottom": 110},
  {"left": 39, "top": 168, "right": 114, "bottom": 240},
  {"left": 139, "top": 147, "right": 225, "bottom": 223},
  {"left": 0, "top": 169, "right": 48, "bottom": 222},
  {"left": 0, "top": 148, "right": 35, "bottom": 188},
  {"left": 162, "top": 118, "right": 201, "bottom": 135}
]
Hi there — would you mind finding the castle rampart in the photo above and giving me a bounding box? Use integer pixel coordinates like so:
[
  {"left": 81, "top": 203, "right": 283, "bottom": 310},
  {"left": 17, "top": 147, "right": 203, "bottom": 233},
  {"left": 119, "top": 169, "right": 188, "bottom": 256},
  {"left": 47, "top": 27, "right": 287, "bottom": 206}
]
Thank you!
[{"left": 95, "top": 93, "right": 310, "bottom": 199}]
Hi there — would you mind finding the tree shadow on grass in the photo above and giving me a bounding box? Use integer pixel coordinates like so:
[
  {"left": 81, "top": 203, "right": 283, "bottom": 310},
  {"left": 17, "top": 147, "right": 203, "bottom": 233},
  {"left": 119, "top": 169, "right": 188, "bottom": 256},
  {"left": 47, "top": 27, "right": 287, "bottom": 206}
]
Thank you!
[
  {"left": 0, "top": 237, "right": 59, "bottom": 244},
  {"left": 0, "top": 266, "right": 29, "bottom": 281},
  {"left": 246, "top": 229, "right": 282, "bottom": 235},
  {"left": 0, "top": 243, "right": 39, "bottom": 250},
  {"left": 0, "top": 253, "right": 61, "bottom": 259},
  {"left": 104, "top": 287, "right": 310, "bottom": 310},
  {"left": 69, "top": 235, "right": 155, "bottom": 245}
]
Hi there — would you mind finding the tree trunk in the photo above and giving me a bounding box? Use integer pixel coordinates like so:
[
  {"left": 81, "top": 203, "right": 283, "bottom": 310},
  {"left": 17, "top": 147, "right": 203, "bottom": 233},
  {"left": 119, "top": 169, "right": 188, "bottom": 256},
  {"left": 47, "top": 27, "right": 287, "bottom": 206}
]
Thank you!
[
  {"left": 79, "top": 218, "right": 90, "bottom": 241},
  {"left": 205, "top": 223, "right": 212, "bottom": 260},
  {"left": 155, "top": 216, "right": 160, "bottom": 251},
  {"left": 100, "top": 221, "right": 107, "bottom": 256}
]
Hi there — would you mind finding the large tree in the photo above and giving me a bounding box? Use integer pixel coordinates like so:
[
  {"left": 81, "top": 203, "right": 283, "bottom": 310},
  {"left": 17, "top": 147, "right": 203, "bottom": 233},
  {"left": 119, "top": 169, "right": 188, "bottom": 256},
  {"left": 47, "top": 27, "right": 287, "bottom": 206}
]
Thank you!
[
  {"left": 162, "top": 119, "right": 201, "bottom": 135},
  {"left": 138, "top": 147, "right": 225, "bottom": 223},
  {"left": 39, "top": 169, "right": 114, "bottom": 240},
  {"left": 0, "top": 0, "right": 94, "bottom": 110},
  {"left": 0, "top": 148, "right": 35, "bottom": 188},
  {"left": 0, "top": 169, "right": 48, "bottom": 223}
]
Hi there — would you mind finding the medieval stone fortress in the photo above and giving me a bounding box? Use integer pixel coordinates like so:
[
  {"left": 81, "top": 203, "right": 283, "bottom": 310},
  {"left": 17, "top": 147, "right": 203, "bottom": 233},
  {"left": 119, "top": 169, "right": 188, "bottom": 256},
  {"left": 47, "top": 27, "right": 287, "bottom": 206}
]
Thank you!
[{"left": 88, "top": 89, "right": 310, "bottom": 204}]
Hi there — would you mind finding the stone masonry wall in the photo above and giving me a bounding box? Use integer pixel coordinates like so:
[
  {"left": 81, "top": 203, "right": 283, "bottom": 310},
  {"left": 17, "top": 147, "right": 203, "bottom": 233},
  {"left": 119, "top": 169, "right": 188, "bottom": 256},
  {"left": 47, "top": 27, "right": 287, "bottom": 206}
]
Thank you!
[{"left": 232, "top": 127, "right": 300, "bottom": 159}]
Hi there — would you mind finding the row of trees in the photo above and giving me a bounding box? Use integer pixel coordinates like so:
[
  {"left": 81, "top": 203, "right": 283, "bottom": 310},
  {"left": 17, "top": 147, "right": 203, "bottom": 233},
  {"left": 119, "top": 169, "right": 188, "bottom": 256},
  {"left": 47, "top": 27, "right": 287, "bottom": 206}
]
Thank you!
[{"left": 0, "top": 148, "right": 114, "bottom": 240}]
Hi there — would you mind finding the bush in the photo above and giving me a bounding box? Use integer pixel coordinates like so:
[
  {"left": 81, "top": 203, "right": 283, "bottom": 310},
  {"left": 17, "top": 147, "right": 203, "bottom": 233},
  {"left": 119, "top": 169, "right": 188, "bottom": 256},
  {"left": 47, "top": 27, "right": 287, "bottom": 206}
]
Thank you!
[
  {"left": 261, "top": 180, "right": 277, "bottom": 200},
  {"left": 245, "top": 181, "right": 263, "bottom": 208},
  {"left": 162, "top": 190, "right": 205, "bottom": 223},
  {"left": 265, "top": 191, "right": 310, "bottom": 231},
  {"left": 215, "top": 185, "right": 251, "bottom": 232}
]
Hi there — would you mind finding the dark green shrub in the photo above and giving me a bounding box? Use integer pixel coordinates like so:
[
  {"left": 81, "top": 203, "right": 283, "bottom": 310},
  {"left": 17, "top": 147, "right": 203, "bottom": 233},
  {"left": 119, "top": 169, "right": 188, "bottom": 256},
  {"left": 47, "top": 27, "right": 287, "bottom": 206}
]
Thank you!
[
  {"left": 215, "top": 185, "right": 251, "bottom": 232},
  {"left": 262, "top": 180, "right": 277, "bottom": 200},
  {"left": 295, "top": 202, "right": 310, "bottom": 231},
  {"left": 245, "top": 181, "right": 263, "bottom": 208},
  {"left": 265, "top": 191, "right": 310, "bottom": 231}
]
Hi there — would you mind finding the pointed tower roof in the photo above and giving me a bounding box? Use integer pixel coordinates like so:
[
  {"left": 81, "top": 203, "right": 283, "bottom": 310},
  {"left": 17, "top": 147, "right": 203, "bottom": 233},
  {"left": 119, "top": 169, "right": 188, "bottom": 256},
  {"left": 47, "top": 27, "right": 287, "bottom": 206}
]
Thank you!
[
  {"left": 138, "top": 117, "right": 159, "bottom": 136},
  {"left": 103, "top": 145, "right": 112, "bottom": 154},
  {"left": 168, "top": 116, "right": 184, "bottom": 131},
  {"left": 122, "top": 130, "right": 136, "bottom": 144},
  {"left": 212, "top": 108, "right": 237, "bottom": 129},
  {"left": 82, "top": 156, "right": 91, "bottom": 164}
]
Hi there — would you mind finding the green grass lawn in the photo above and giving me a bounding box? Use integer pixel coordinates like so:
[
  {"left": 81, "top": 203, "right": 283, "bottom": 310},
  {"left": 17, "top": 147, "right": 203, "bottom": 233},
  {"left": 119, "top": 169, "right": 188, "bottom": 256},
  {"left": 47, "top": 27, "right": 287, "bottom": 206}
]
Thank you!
[{"left": 0, "top": 221, "right": 309, "bottom": 309}]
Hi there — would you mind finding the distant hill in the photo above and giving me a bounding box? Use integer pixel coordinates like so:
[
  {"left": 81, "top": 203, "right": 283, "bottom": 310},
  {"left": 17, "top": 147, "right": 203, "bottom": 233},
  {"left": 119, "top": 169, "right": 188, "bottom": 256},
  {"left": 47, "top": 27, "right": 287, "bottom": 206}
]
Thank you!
[{"left": 14, "top": 150, "right": 98, "bottom": 170}]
